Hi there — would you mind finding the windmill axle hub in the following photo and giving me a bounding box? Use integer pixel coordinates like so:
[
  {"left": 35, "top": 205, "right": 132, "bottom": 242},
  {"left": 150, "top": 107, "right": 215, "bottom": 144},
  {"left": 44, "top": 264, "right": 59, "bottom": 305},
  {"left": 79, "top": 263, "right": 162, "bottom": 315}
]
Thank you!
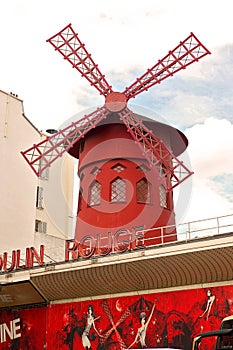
[{"left": 105, "top": 91, "right": 127, "bottom": 112}]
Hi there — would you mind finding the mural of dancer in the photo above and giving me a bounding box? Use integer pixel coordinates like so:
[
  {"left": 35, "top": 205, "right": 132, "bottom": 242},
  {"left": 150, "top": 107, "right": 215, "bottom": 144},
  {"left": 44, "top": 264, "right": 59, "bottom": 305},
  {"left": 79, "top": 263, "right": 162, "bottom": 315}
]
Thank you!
[
  {"left": 6, "top": 285, "right": 233, "bottom": 349},
  {"left": 82, "top": 305, "right": 103, "bottom": 350},
  {"left": 199, "top": 289, "right": 216, "bottom": 320},
  {"left": 127, "top": 299, "right": 157, "bottom": 349}
]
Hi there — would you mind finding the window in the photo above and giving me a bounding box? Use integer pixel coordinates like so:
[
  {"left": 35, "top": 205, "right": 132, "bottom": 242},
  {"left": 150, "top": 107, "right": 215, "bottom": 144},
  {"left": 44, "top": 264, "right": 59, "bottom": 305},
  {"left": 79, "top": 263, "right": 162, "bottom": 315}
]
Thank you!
[
  {"left": 36, "top": 186, "right": 44, "bottom": 209},
  {"left": 111, "top": 177, "right": 126, "bottom": 202},
  {"left": 78, "top": 188, "right": 83, "bottom": 212},
  {"left": 79, "top": 172, "right": 84, "bottom": 181},
  {"left": 79, "top": 139, "right": 85, "bottom": 155},
  {"left": 88, "top": 181, "right": 101, "bottom": 206},
  {"left": 35, "top": 220, "right": 47, "bottom": 233},
  {"left": 91, "top": 166, "right": 101, "bottom": 175},
  {"left": 136, "top": 178, "right": 151, "bottom": 203},
  {"left": 39, "top": 159, "right": 49, "bottom": 180},
  {"left": 159, "top": 184, "right": 167, "bottom": 208},
  {"left": 158, "top": 162, "right": 166, "bottom": 176},
  {"left": 112, "top": 163, "right": 125, "bottom": 173},
  {"left": 137, "top": 164, "right": 150, "bottom": 173}
]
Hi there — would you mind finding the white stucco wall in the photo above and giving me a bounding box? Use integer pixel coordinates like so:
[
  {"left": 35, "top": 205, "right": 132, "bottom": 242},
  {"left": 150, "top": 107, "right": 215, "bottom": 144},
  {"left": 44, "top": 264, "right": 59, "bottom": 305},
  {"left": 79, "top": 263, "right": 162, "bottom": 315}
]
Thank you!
[
  {"left": 0, "top": 89, "right": 76, "bottom": 262},
  {"left": 0, "top": 91, "right": 40, "bottom": 251}
]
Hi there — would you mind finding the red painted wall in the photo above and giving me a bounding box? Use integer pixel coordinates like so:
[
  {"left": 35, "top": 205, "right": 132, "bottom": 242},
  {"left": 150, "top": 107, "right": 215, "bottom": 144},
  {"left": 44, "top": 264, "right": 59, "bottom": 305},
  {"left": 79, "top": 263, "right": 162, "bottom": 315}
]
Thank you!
[
  {"left": 0, "top": 306, "right": 46, "bottom": 349},
  {"left": 75, "top": 123, "right": 177, "bottom": 246},
  {"left": 1, "top": 285, "right": 233, "bottom": 349}
]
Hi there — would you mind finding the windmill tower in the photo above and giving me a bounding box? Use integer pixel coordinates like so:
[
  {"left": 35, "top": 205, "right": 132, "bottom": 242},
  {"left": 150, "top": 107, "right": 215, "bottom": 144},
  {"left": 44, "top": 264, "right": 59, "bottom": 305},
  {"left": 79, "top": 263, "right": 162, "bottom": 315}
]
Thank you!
[{"left": 21, "top": 24, "right": 210, "bottom": 248}]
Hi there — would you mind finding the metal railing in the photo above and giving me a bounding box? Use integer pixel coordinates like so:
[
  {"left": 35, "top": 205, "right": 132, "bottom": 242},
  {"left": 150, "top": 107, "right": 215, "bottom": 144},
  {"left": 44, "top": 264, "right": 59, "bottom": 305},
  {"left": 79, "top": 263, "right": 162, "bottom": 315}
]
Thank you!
[
  {"left": 1, "top": 214, "right": 232, "bottom": 274},
  {"left": 79, "top": 214, "right": 233, "bottom": 255},
  {"left": 138, "top": 213, "right": 233, "bottom": 247}
]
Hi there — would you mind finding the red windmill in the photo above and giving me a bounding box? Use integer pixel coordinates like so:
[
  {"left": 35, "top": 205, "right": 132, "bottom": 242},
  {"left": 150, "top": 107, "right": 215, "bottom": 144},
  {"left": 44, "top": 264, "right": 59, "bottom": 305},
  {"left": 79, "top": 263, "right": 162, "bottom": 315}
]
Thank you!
[{"left": 21, "top": 24, "right": 210, "bottom": 248}]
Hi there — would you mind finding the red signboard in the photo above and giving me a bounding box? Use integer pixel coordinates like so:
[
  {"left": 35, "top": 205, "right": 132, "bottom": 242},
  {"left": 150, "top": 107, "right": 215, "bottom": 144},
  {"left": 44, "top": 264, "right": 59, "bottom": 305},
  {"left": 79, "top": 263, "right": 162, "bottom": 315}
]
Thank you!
[{"left": 0, "top": 306, "right": 46, "bottom": 349}]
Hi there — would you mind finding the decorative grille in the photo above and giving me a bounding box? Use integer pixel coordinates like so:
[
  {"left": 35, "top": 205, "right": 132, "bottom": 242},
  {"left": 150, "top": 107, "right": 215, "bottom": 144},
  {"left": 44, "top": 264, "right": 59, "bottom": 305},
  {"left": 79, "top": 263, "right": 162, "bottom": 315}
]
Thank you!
[
  {"left": 88, "top": 181, "right": 101, "bottom": 206},
  {"left": 136, "top": 178, "right": 151, "bottom": 203},
  {"left": 112, "top": 163, "right": 125, "bottom": 173},
  {"left": 159, "top": 162, "right": 166, "bottom": 175},
  {"left": 111, "top": 178, "right": 126, "bottom": 202},
  {"left": 137, "top": 164, "right": 150, "bottom": 173},
  {"left": 91, "top": 166, "right": 101, "bottom": 175},
  {"left": 159, "top": 184, "right": 167, "bottom": 208}
]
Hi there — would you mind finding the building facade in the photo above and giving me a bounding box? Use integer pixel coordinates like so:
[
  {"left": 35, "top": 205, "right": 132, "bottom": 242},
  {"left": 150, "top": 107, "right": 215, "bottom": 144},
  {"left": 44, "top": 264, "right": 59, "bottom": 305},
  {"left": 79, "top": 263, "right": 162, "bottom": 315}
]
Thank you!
[
  {"left": 0, "top": 89, "right": 75, "bottom": 261},
  {"left": 0, "top": 90, "right": 233, "bottom": 349}
]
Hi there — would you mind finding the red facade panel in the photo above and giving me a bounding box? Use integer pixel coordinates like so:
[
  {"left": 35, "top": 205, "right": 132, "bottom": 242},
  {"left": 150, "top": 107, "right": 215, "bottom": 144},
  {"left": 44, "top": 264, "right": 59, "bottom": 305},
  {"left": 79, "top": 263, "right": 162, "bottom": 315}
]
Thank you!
[
  {"left": 1, "top": 285, "right": 231, "bottom": 349},
  {"left": 0, "top": 306, "right": 46, "bottom": 349},
  {"left": 46, "top": 286, "right": 232, "bottom": 349}
]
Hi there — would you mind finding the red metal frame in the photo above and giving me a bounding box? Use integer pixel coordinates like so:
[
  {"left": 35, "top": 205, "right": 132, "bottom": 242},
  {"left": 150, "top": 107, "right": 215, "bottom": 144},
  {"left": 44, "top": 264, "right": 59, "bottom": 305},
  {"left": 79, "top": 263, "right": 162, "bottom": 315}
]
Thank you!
[
  {"left": 21, "top": 107, "right": 109, "bottom": 177},
  {"left": 47, "top": 24, "right": 113, "bottom": 97},
  {"left": 119, "top": 108, "right": 193, "bottom": 191},
  {"left": 123, "top": 32, "right": 211, "bottom": 100},
  {"left": 22, "top": 25, "right": 211, "bottom": 190}
]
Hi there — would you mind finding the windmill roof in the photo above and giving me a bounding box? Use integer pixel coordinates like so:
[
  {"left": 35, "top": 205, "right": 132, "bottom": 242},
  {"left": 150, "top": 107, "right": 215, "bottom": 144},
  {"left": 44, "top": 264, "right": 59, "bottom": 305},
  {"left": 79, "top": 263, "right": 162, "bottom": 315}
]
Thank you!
[{"left": 68, "top": 111, "right": 188, "bottom": 158}]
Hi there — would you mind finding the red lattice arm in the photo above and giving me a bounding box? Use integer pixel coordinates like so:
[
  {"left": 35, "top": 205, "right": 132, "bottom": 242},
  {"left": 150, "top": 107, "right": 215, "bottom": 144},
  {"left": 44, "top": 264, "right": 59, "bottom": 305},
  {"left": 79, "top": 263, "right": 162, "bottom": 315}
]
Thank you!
[
  {"left": 123, "top": 32, "right": 211, "bottom": 100},
  {"left": 100, "top": 300, "right": 129, "bottom": 348},
  {"left": 21, "top": 107, "right": 109, "bottom": 177},
  {"left": 47, "top": 24, "right": 113, "bottom": 97},
  {"left": 119, "top": 108, "right": 193, "bottom": 191}
]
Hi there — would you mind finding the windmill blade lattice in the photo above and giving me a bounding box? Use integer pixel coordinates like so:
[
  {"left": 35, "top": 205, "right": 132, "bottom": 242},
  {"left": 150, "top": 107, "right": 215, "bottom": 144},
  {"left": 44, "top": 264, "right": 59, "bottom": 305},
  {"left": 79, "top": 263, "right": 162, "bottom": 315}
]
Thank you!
[
  {"left": 47, "top": 23, "right": 112, "bottom": 97},
  {"left": 21, "top": 106, "right": 109, "bottom": 177},
  {"left": 100, "top": 299, "right": 130, "bottom": 349},
  {"left": 123, "top": 32, "right": 210, "bottom": 100},
  {"left": 119, "top": 108, "right": 193, "bottom": 191},
  {"left": 22, "top": 24, "right": 210, "bottom": 191}
]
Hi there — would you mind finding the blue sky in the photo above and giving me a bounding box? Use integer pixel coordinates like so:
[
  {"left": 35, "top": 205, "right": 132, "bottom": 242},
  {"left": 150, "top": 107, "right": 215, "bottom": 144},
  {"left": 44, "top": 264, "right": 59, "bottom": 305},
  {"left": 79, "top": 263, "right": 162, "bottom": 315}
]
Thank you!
[{"left": 0, "top": 0, "right": 232, "bottom": 224}]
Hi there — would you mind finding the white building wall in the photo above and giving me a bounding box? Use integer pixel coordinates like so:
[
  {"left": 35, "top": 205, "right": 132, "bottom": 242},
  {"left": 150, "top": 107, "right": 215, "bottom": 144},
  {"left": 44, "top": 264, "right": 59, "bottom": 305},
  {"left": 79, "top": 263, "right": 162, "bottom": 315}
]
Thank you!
[
  {"left": 0, "top": 89, "right": 76, "bottom": 262},
  {"left": 0, "top": 91, "right": 40, "bottom": 251},
  {"left": 36, "top": 152, "right": 76, "bottom": 240},
  {"left": 34, "top": 152, "right": 77, "bottom": 262}
]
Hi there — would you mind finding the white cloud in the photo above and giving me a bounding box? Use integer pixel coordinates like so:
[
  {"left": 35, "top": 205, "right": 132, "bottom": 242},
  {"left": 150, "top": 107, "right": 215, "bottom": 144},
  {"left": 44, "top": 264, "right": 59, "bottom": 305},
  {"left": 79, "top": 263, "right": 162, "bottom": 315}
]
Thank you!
[{"left": 182, "top": 118, "right": 233, "bottom": 221}]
